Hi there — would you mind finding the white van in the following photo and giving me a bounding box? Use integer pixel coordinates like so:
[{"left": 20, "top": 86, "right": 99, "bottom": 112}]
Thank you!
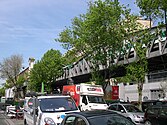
[
  {"left": 23, "top": 95, "right": 79, "bottom": 125},
  {"left": 62, "top": 84, "right": 108, "bottom": 111}
]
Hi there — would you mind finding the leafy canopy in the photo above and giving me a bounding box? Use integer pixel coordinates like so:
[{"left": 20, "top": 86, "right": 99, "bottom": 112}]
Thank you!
[
  {"left": 56, "top": 0, "right": 141, "bottom": 85},
  {"left": 136, "top": 0, "right": 167, "bottom": 25},
  {"left": 29, "top": 49, "right": 65, "bottom": 92}
]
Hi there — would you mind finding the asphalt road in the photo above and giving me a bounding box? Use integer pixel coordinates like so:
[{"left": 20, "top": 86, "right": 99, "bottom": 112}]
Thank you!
[
  {"left": 0, "top": 112, "right": 8, "bottom": 125},
  {"left": 0, "top": 110, "right": 23, "bottom": 125}
]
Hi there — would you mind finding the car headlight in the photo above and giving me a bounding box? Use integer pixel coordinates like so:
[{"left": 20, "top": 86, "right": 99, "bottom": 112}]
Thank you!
[
  {"left": 133, "top": 114, "right": 140, "bottom": 118},
  {"left": 44, "top": 117, "right": 56, "bottom": 125}
]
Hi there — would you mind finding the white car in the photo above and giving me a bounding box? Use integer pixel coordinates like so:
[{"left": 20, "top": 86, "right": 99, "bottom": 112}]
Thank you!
[
  {"left": 24, "top": 94, "right": 79, "bottom": 125},
  {"left": 108, "top": 103, "right": 144, "bottom": 124}
]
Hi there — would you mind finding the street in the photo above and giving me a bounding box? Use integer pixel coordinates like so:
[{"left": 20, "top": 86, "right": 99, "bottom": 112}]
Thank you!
[{"left": 0, "top": 110, "right": 23, "bottom": 125}]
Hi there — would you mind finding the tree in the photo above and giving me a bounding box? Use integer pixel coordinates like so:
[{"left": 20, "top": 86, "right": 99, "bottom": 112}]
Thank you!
[
  {"left": 29, "top": 49, "right": 65, "bottom": 92},
  {"left": 63, "top": 48, "right": 81, "bottom": 65},
  {"left": 57, "top": 0, "right": 154, "bottom": 108},
  {"left": 56, "top": 0, "right": 139, "bottom": 90},
  {"left": 136, "top": 0, "right": 167, "bottom": 33},
  {"left": 122, "top": 27, "right": 154, "bottom": 109},
  {"left": 0, "top": 87, "right": 5, "bottom": 96},
  {"left": 0, "top": 54, "right": 24, "bottom": 100},
  {"left": 136, "top": 0, "right": 159, "bottom": 28}
]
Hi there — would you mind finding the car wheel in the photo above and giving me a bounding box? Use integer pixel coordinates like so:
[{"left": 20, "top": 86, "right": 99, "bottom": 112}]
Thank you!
[
  {"left": 145, "top": 120, "right": 152, "bottom": 125},
  {"left": 127, "top": 117, "right": 132, "bottom": 122}
]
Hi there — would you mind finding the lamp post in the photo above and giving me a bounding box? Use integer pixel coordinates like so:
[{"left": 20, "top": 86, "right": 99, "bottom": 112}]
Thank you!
[{"left": 33, "top": 96, "right": 37, "bottom": 125}]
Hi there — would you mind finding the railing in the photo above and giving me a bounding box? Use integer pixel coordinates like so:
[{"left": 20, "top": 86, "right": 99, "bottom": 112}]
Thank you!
[
  {"left": 148, "top": 70, "right": 167, "bottom": 83},
  {"left": 56, "top": 25, "right": 167, "bottom": 82}
]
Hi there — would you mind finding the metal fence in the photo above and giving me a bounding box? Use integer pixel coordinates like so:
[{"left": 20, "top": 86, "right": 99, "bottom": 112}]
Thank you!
[{"left": 148, "top": 70, "right": 167, "bottom": 83}]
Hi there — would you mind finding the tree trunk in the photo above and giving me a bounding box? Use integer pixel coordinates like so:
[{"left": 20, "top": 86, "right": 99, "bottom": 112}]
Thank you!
[
  {"left": 138, "top": 82, "right": 143, "bottom": 110},
  {"left": 149, "top": 16, "right": 152, "bottom": 29}
]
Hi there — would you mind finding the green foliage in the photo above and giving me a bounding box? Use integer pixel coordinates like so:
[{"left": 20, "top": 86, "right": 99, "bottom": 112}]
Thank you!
[
  {"left": 16, "top": 76, "right": 26, "bottom": 87},
  {"left": 56, "top": 0, "right": 154, "bottom": 108},
  {"left": 136, "top": 0, "right": 160, "bottom": 19},
  {"left": 56, "top": 0, "right": 140, "bottom": 89},
  {"left": 0, "top": 87, "right": 5, "bottom": 96},
  {"left": 29, "top": 49, "right": 65, "bottom": 92},
  {"left": 28, "top": 61, "right": 44, "bottom": 91},
  {"left": 62, "top": 49, "right": 80, "bottom": 65},
  {"left": 136, "top": 0, "right": 167, "bottom": 27},
  {"left": 123, "top": 28, "right": 154, "bottom": 109},
  {"left": 4, "top": 80, "right": 13, "bottom": 89}
]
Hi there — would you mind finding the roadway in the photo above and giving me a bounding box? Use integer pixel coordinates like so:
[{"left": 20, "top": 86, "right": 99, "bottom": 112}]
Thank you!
[{"left": 0, "top": 110, "right": 23, "bottom": 125}]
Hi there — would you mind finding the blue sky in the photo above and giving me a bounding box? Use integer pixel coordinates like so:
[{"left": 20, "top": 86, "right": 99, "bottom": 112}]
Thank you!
[{"left": 0, "top": 0, "right": 139, "bottom": 84}]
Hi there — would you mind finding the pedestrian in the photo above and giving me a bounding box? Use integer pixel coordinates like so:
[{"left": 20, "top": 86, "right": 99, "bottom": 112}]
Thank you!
[{"left": 127, "top": 97, "right": 129, "bottom": 102}]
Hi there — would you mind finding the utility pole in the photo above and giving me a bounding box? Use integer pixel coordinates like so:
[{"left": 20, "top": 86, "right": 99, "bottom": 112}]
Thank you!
[{"left": 33, "top": 97, "right": 36, "bottom": 125}]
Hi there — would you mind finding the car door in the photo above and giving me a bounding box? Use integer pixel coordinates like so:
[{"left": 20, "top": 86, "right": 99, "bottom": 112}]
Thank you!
[
  {"left": 108, "top": 104, "right": 117, "bottom": 111},
  {"left": 117, "top": 104, "right": 127, "bottom": 117},
  {"left": 109, "top": 114, "right": 135, "bottom": 125},
  {"left": 80, "top": 95, "right": 89, "bottom": 111},
  {"left": 146, "top": 107, "right": 159, "bottom": 125},
  {"left": 158, "top": 107, "right": 167, "bottom": 125},
  {"left": 25, "top": 98, "right": 34, "bottom": 125}
]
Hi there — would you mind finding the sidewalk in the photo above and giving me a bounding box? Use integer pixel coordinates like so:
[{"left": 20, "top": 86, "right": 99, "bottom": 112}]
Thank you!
[
  {"left": 2, "top": 112, "right": 24, "bottom": 125},
  {"left": 0, "top": 107, "right": 24, "bottom": 125},
  {"left": 5, "top": 117, "right": 23, "bottom": 125}
]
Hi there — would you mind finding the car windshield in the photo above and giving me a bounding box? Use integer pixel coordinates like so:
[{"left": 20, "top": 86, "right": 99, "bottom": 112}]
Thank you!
[
  {"left": 39, "top": 97, "right": 78, "bottom": 112},
  {"left": 87, "top": 95, "right": 106, "bottom": 104},
  {"left": 88, "top": 114, "right": 134, "bottom": 125},
  {"left": 124, "top": 105, "right": 142, "bottom": 112}
]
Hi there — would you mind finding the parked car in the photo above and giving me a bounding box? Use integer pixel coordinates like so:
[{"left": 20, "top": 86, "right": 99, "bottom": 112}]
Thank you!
[
  {"left": 107, "top": 102, "right": 144, "bottom": 124},
  {"left": 142, "top": 100, "right": 167, "bottom": 112},
  {"left": 144, "top": 104, "right": 167, "bottom": 125},
  {"left": 60, "top": 110, "right": 135, "bottom": 125},
  {"left": 24, "top": 94, "right": 79, "bottom": 125}
]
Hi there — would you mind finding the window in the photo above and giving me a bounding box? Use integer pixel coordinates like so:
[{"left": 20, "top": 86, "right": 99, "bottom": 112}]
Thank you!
[
  {"left": 75, "top": 117, "right": 86, "bottom": 125},
  {"left": 110, "top": 115, "right": 134, "bottom": 125},
  {"left": 39, "top": 97, "right": 77, "bottom": 112},
  {"left": 64, "top": 116, "right": 76, "bottom": 125},
  {"left": 147, "top": 107, "right": 159, "bottom": 115},
  {"left": 82, "top": 95, "right": 88, "bottom": 105},
  {"left": 124, "top": 105, "right": 142, "bottom": 112},
  {"left": 64, "top": 116, "right": 86, "bottom": 125},
  {"left": 108, "top": 105, "right": 117, "bottom": 110},
  {"left": 160, "top": 107, "right": 167, "bottom": 116},
  {"left": 117, "top": 105, "right": 124, "bottom": 112},
  {"left": 87, "top": 95, "right": 105, "bottom": 104},
  {"left": 27, "top": 98, "right": 33, "bottom": 109},
  {"left": 89, "top": 114, "right": 134, "bottom": 125}
]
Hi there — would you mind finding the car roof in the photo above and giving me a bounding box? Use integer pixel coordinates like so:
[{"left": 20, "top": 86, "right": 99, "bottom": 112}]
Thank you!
[
  {"left": 37, "top": 95, "right": 70, "bottom": 99},
  {"left": 66, "top": 110, "right": 117, "bottom": 118},
  {"left": 110, "top": 102, "right": 132, "bottom": 105},
  {"left": 148, "top": 104, "right": 167, "bottom": 108}
]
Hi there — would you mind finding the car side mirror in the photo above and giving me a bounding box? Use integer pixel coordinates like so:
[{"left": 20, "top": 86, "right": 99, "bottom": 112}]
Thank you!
[
  {"left": 85, "top": 101, "right": 88, "bottom": 105},
  {"left": 78, "top": 106, "right": 81, "bottom": 111}
]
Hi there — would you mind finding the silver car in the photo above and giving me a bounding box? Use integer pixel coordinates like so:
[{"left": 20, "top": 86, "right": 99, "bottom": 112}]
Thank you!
[{"left": 108, "top": 103, "right": 144, "bottom": 125}]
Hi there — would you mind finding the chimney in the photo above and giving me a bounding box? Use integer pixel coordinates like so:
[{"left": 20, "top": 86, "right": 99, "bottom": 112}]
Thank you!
[{"left": 29, "top": 58, "right": 35, "bottom": 70}]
